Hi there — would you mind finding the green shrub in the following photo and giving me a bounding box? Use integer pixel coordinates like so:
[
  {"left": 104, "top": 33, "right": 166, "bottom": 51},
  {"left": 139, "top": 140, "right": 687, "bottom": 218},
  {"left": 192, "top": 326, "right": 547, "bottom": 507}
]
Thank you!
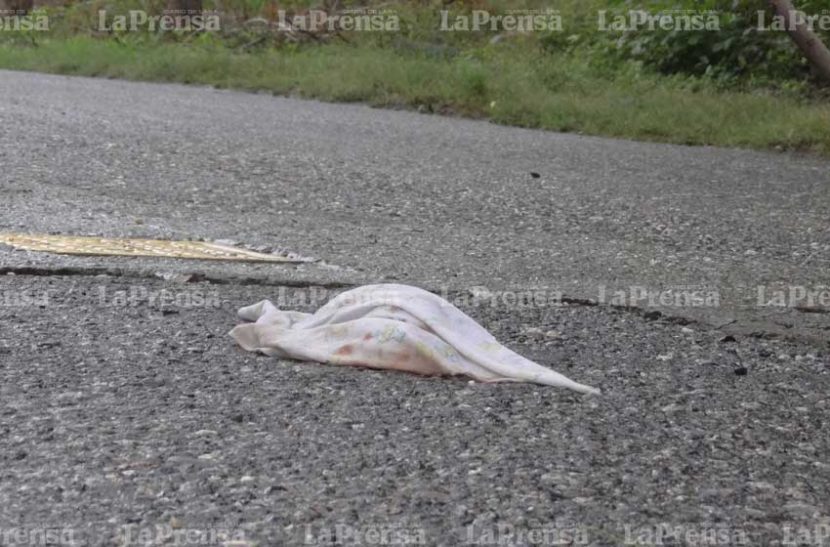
[{"left": 541, "top": 0, "right": 830, "bottom": 89}]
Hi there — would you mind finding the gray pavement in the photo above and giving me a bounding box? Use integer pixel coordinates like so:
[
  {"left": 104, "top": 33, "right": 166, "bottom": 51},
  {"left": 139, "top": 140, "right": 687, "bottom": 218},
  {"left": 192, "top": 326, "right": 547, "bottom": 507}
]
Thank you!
[
  {"left": 2, "top": 70, "right": 830, "bottom": 338},
  {"left": 1, "top": 70, "right": 829, "bottom": 546}
]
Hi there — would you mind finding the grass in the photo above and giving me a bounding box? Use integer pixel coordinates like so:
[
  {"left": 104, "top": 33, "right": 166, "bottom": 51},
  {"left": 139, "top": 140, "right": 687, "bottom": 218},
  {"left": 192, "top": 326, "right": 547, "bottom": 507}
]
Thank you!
[{"left": 1, "top": 35, "right": 830, "bottom": 155}]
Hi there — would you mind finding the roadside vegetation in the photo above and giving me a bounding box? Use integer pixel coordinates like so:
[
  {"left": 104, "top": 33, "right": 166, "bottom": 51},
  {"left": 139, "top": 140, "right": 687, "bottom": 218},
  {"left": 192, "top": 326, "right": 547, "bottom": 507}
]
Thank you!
[{"left": 1, "top": 0, "right": 829, "bottom": 154}]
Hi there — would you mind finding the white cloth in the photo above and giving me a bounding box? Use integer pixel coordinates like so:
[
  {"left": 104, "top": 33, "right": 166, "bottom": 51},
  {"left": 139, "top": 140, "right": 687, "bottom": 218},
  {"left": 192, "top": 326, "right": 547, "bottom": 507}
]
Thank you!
[{"left": 229, "top": 284, "right": 599, "bottom": 395}]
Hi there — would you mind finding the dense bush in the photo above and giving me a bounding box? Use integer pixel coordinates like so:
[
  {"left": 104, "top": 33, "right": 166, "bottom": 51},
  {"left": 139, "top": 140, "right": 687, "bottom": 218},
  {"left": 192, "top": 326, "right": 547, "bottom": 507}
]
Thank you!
[{"left": 542, "top": 0, "right": 830, "bottom": 88}]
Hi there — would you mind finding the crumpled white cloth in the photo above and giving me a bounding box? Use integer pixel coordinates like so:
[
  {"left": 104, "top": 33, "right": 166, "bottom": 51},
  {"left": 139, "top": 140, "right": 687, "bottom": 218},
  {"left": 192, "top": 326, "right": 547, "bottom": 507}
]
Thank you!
[{"left": 229, "top": 284, "right": 599, "bottom": 395}]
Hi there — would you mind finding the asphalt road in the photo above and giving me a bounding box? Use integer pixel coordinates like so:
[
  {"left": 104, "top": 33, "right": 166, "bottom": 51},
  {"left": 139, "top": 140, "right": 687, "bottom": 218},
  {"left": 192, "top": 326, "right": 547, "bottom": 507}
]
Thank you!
[{"left": 1, "top": 70, "right": 829, "bottom": 546}]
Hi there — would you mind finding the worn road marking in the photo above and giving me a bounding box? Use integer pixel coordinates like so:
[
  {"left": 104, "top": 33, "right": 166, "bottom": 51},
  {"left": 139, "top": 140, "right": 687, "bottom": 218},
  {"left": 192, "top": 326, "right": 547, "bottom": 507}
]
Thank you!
[{"left": 0, "top": 233, "right": 301, "bottom": 262}]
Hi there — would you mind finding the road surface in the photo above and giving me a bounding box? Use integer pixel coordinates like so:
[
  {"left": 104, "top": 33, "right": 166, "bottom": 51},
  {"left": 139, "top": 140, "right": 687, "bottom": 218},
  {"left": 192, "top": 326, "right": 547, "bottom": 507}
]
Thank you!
[{"left": 1, "top": 70, "right": 828, "bottom": 546}]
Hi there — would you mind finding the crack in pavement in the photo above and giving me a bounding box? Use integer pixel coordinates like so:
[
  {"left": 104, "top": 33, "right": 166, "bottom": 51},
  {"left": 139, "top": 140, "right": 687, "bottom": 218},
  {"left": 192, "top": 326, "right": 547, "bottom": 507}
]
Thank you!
[
  {"left": 0, "top": 264, "right": 356, "bottom": 289},
  {"left": 3, "top": 262, "right": 827, "bottom": 349}
]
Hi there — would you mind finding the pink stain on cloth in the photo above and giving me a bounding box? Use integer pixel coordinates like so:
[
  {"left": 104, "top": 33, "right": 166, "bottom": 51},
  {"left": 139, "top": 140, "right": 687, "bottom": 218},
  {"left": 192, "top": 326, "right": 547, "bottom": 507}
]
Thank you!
[{"left": 230, "top": 284, "right": 599, "bottom": 395}]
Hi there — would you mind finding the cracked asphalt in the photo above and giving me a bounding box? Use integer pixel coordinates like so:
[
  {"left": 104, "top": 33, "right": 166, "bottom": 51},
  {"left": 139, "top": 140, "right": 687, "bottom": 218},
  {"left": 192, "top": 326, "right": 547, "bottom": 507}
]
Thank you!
[{"left": 0, "top": 70, "right": 829, "bottom": 546}]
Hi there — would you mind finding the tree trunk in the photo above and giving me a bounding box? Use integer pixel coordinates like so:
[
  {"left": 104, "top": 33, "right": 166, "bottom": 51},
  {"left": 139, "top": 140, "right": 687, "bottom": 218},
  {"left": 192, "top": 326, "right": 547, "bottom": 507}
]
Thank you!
[{"left": 769, "top": 0, "right": 830, "bottom": 83}]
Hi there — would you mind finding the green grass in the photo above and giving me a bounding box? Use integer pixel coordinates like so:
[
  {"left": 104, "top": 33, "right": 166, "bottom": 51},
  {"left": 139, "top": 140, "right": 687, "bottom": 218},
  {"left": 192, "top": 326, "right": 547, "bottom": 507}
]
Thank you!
[{"left": 2, "top": 36, "right": 829, "bottom": 154}]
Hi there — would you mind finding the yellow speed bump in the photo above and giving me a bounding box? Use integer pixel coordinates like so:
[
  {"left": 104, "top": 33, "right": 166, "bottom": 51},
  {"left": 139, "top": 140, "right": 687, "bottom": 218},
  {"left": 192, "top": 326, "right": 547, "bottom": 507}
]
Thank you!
[{"left": 0, "top": 233, "right": 302, "bottom": 263}]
